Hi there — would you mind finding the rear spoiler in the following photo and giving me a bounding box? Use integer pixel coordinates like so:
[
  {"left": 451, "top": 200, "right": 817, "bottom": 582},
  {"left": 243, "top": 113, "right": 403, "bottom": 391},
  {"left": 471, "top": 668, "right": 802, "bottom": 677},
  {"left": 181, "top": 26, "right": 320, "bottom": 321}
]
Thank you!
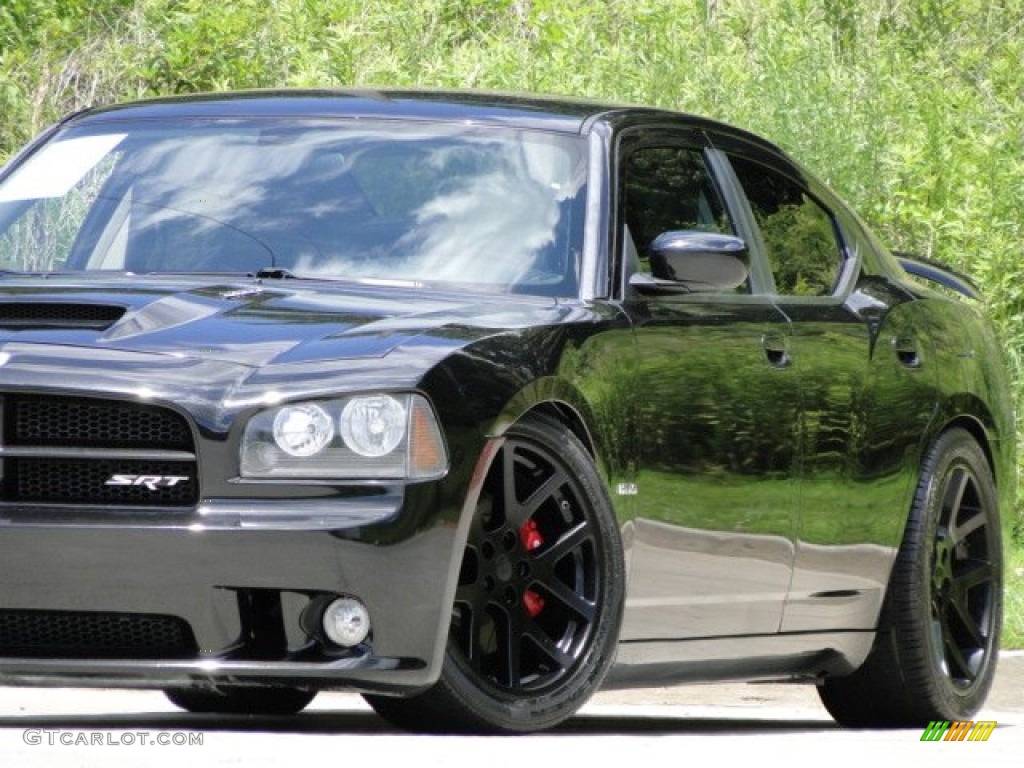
[{"left": 894, "top": 252, "right": 982, "bottom": 301}]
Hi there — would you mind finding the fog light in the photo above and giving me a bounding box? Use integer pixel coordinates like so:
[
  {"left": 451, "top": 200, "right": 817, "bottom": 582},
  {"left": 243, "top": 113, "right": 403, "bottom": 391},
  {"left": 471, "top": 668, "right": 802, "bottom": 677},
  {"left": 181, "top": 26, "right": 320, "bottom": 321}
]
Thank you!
[{"left": 323, "top": 597, "right": 370, "bottom": 647}]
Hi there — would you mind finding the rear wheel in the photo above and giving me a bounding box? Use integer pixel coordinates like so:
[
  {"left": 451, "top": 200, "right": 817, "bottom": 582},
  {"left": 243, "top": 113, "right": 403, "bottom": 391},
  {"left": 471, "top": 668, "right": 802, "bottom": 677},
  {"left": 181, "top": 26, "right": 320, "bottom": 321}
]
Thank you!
[
  {"left": 365, "top": 414, "right": 625, "bottom": 733},
  {"left": 164, "top": 685, "right": 315, "bottom": 715},
  {"left": 818, "top": 428, "right": 1002, "bottom": 726}
]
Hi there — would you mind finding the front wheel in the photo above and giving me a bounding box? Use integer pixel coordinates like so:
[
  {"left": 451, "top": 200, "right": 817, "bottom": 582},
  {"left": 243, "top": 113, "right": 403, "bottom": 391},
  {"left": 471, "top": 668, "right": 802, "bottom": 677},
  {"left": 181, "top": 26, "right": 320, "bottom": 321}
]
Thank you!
[
  {"left": 819, "top": 428, "right": 1002, "bottom": 726},
  {"left": 365, "top": 414, "right": 625, "bottom": 733}
]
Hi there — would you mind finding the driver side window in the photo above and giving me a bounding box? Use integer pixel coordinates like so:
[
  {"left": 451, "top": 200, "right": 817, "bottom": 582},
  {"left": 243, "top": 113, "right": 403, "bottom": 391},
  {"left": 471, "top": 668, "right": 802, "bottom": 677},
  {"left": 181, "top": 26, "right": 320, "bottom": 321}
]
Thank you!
[{"left": 621, "top": 145, "right": 745, "bottom": 292}]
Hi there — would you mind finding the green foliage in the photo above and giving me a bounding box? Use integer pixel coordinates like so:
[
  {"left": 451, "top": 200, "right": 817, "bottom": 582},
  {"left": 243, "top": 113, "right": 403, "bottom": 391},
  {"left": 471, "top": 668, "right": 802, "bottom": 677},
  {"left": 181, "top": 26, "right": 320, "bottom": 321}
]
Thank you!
[
  {"left": 1007, "top": 540, "right": 1024, "bottom": 649},
  {"left": 0, "top": 0, "right": 126, "bottom": 51},
  {"left": 0, "top": 0, "right": 131, "bottom": 144}
]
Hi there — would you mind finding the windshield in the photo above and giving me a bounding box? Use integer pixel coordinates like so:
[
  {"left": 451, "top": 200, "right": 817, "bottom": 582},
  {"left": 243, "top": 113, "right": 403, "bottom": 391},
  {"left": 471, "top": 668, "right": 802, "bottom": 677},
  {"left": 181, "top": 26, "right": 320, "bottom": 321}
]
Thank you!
[{"left": 0, "top": 119, "right": 588, "bottom": 296}]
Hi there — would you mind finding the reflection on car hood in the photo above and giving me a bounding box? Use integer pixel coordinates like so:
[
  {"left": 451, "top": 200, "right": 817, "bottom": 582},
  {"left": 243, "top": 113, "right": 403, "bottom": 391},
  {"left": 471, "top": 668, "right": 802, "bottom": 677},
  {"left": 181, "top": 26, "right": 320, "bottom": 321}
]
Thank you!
[{"left": 0, "top": 274, "right": 567, "bottom": 367}]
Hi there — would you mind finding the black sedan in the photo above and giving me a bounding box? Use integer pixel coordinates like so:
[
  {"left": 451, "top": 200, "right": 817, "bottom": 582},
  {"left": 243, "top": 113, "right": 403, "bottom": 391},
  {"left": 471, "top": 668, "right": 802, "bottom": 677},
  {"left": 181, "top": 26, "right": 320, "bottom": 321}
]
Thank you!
[{"left": 0, "top": 90, "right": 1012, "bottom": 733}]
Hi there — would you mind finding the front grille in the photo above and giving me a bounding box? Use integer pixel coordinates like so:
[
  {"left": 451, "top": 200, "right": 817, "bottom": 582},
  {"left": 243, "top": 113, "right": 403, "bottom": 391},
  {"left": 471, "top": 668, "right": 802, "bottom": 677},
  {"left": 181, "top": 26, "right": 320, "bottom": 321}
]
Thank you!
[
  {"left": 0, "top": 302, "right": 125, "bottom": 329},
  {"left": 8, "top": 395, "right": 192, "bottom": 449},
  {"left": 0, "top": 609, "right": 198, "bottom": 659},
  {"left": 11, "top": 458, "right": 196, "bottom": 505},
  {"left": 0, "top": 394, "right": 199, "bottom": 506}
]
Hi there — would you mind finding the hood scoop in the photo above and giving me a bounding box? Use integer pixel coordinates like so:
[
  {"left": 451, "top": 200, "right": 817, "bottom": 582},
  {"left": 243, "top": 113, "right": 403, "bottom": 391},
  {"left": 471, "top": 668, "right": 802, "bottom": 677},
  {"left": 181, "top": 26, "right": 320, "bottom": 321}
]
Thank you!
[{"left": 0, "top": 302, "right": 126, "bottom": 330}]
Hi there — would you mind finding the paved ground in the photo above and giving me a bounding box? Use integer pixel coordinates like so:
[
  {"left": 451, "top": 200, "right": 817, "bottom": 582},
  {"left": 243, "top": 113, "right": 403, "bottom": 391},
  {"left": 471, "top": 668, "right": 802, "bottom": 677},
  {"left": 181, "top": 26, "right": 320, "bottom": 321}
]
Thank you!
[
  {"left": 594, "top": 648, "right": 1022, "bottom": 713},
  {"left": 0, "top": 652, "right": 1019, "bottom": 767}
]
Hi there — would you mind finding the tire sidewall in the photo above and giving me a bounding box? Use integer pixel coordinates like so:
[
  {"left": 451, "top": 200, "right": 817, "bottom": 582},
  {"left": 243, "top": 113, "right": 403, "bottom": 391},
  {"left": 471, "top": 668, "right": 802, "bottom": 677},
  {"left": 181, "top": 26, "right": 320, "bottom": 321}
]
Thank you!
[{"left": 908, "top": 429, "right": 1002, "bottom": 716}]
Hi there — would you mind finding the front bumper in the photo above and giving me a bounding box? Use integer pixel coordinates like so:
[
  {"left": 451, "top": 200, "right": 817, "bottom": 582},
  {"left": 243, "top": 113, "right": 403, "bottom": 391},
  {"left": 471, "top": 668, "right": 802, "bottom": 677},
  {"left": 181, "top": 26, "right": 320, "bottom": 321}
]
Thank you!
[{"left": 0, "top": 493, "right": 461, "bottom": 694}]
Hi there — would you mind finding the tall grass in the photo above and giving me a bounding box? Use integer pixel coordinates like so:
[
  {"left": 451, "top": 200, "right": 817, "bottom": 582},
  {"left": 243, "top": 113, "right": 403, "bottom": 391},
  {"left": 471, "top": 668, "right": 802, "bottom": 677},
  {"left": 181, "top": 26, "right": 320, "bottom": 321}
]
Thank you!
[{"left": 1007, "top": 544, "right": 1024, "bottom": 648}]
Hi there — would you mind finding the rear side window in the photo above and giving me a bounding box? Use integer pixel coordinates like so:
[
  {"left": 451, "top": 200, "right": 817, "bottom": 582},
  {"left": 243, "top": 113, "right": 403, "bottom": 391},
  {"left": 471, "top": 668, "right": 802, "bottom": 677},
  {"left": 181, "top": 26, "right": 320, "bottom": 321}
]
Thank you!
[{"left": 728, "top": 155, "right": 843, "bottom": 297}]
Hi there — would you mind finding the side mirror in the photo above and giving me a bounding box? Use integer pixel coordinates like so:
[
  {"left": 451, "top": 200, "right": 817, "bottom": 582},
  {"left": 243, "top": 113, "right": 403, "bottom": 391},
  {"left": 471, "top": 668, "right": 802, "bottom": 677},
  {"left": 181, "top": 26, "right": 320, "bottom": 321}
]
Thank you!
[{"left": 630, "top": 231, "right": 749, "bottom": 294}]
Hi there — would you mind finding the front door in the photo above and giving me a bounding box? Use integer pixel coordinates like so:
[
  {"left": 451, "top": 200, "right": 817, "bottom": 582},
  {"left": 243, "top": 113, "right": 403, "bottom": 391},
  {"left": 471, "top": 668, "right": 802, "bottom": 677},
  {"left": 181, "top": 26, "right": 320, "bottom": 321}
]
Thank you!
[{"left": 616, "top": 138, "right": 798, "bottom": 641}]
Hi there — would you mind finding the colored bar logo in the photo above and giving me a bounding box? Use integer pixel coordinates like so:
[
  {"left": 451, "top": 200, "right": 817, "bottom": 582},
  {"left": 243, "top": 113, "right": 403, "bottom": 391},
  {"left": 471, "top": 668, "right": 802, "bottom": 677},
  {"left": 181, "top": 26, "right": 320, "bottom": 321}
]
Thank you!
[{"left": 920, "top": 721, "right": 997, "bottom": 741}]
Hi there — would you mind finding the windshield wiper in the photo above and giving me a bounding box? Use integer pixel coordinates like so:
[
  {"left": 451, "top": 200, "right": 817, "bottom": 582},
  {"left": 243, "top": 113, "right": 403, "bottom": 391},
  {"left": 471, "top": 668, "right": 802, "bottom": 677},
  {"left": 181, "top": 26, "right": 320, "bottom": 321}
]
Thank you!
[{"left": 252, "top": 267, "right": 296, "bottom": 279}]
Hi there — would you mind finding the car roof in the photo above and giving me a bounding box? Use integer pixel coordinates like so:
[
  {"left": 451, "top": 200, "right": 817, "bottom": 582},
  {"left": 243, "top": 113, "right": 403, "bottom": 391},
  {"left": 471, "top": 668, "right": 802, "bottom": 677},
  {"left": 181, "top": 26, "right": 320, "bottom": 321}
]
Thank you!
[
  {"left": 68, "top": 88, "right": 782, "bottom": 150},
  {"left": 70, "top": 89, "right": 621, "bottom": 133}
]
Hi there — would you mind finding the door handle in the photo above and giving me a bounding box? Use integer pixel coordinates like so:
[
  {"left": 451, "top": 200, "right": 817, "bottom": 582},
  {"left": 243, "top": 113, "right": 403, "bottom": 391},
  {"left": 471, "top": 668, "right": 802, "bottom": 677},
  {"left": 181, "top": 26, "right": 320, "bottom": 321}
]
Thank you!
[
  {"left": 892, "top": 336, "right": 921, "bottom": 368},
  {"left": 762, "top": 333, "right": 790, "bottom": 368}
]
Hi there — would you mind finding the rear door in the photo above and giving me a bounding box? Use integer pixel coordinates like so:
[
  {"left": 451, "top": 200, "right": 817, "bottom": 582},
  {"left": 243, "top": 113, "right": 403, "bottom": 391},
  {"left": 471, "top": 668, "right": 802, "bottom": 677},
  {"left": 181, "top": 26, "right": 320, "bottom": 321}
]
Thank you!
[{"left": 711, "top": 138, "right": 936, "bottom": 632}]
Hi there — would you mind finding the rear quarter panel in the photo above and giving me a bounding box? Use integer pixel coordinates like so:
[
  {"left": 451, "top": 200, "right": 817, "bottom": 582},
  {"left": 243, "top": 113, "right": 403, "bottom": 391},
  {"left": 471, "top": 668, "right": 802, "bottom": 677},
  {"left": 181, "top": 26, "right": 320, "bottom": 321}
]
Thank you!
[{"left": 912, "top": 291, "right": 1017, "bottom": 544}]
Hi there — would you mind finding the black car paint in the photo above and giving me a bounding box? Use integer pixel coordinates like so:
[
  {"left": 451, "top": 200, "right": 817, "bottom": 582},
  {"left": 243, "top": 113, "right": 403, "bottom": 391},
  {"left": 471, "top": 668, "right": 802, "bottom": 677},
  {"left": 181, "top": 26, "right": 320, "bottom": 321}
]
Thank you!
[{"left": 0, "top": 91, "right": 1012, "bottom": 694}]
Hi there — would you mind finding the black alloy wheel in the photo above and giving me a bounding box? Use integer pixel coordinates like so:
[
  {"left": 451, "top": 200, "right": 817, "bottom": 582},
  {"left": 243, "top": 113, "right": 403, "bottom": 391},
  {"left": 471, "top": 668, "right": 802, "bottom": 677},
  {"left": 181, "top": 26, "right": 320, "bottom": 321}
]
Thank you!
[
  {"left": 928, "top": 457, "right": 998, "bottom": 689},
  {"left": 450, "top": 430, "right": 602, "bottom": 693},
  {"left": 818, "top": 428, "right": 1002, "bottom": 726},
  {"left": 365, "top": 414, "right": 624, "bottom": 733}
]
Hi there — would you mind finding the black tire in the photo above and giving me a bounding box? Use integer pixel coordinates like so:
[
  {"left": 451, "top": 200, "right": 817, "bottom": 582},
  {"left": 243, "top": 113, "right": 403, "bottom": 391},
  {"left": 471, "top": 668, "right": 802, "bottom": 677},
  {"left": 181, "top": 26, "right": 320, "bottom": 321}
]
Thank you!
[
  {"left": 365, "top": 414, "right": 625, "bottom": 733},
  {"left": 818, "top": 427, "right": 1002, "bottom": 726},
  {"left": 164, "top": 685, "right": 316, "bottom": 715}
]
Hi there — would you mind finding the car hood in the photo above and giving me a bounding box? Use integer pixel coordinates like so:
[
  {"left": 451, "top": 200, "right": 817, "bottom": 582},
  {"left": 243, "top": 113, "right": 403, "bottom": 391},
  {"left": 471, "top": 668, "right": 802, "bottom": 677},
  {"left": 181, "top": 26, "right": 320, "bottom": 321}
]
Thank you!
[{"left": 0, "top": 274, "right": 565, "bottom": 368}]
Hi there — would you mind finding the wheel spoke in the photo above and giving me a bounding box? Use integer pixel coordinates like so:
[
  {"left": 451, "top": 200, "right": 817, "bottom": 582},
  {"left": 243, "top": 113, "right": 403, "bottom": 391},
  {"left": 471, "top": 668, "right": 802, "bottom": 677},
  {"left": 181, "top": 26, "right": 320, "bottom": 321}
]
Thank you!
[
  {"left": 942, "top": 619, "right": 975, "bottom": 681},
  {"left": 952, "top": 509, "right": 985, "bottom": 544},
  {"left": 523, "top": 623, "right": 573, "bottom": 671},
  {"left": 943, "top": 467, "right": 970, "bottom": 525},
  {"left": 521, "top": 470, "right": 567, "bottom": 520},
  {"left": 535, "top": 521, "right": 590, "bottom": 572},
  {"left": 498, "top": 608, "right": 523, "bottom": 688},
  {"left": 950, "top": 592, "right": 986, "bottom": 647},
  {"left": 540, "top": 575, "right": 597, "bottom": 621},
  {"left": 501, "top": 444, "right": 519, "bottom": 522},
  {"left": 955, "top": 558, "right": 994, "bottom": 593},
  {"left": 955, "top": 612, "right": 986, "bottom": 651},
  {"left": 461, "top": 611, "right": 480, "bottom": 666},
  {"left": 929, "top": 616, "right": 948, "bottom": 673}
]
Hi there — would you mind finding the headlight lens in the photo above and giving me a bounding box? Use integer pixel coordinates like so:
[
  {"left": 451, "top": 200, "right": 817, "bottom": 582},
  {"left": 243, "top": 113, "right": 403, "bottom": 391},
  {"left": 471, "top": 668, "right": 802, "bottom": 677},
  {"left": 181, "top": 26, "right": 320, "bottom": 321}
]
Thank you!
[
  {"left": 272, "top": 403, "right": 334, "bottom": 457},
  {"left": 339, "top": 395, "right": 405, "bottom": 457},
  {"left": 240, "top": 393, "right": 448, "bottom": 481}
]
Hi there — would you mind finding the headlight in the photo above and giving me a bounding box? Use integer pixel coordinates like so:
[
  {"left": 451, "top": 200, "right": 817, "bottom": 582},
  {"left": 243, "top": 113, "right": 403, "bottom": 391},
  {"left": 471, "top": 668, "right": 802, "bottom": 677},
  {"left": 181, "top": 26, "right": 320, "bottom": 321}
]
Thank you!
[
  {"left": 339, "top": 395, "right": 405, "bottom": 457},
  {"left": 272, "top": 403, "right": 334, "bottom": 457},
  {"left": 240, "top": 393, "right": 448, "bottom": 481}
]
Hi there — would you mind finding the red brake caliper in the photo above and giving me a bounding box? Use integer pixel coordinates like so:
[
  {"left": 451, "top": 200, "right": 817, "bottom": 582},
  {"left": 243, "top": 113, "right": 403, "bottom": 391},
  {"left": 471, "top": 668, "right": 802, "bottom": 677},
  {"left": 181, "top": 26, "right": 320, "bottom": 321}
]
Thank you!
[
  {"left": 520, "top": 519, "right": 544, "bottom": 551},
  {"left": 520, "top": 520, "right": 545, "bottom": 618},
  {"left": 523, "top": 590, "right": 545, "bottom": 618}
]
